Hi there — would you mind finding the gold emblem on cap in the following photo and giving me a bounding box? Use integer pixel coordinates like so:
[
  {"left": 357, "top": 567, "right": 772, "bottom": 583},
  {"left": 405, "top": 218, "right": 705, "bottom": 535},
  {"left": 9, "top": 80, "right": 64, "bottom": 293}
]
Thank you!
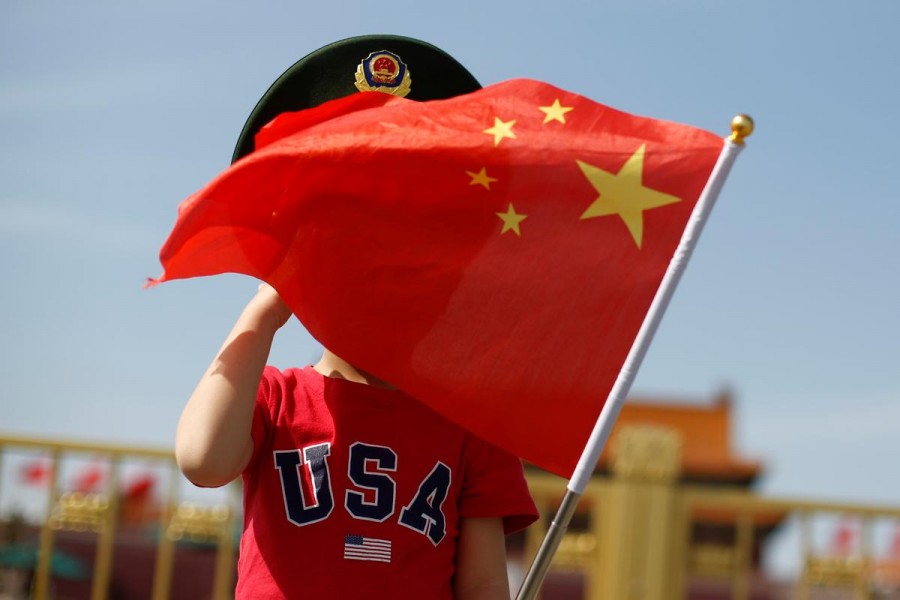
[{"left": 354, "top": 50, "right": 412, "bottom": 98}]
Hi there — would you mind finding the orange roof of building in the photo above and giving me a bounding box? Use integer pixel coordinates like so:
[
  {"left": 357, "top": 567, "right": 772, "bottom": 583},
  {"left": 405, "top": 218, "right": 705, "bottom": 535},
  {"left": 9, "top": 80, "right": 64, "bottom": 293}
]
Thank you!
[{"left": 596, "top": 390, "right": 763, "bottom": 483}]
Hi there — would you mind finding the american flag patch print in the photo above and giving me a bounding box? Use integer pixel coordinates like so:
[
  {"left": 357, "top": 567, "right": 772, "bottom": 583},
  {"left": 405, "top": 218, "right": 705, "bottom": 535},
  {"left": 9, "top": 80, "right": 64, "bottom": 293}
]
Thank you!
[{"left": 343, "top": 534, "right": 392, "bottom": 563}]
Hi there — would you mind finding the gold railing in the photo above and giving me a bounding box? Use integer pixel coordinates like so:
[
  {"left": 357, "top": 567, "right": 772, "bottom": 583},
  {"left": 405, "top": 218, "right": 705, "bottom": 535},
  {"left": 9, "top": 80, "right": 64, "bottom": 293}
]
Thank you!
[
  {"left": 522, "top": 425, "right": 900, "bottom": 600},
  {"left": 682, "top": 488, "right": 900, "bottom": 600},
  {"left": 525, "top": 471, "right": 900, "bottom": 600},
  {"left": 0, "top": 433, "right": 240, "bottom": 600},
  {"left": 6, "top": 430, "right": 900, "bottom": 600}
]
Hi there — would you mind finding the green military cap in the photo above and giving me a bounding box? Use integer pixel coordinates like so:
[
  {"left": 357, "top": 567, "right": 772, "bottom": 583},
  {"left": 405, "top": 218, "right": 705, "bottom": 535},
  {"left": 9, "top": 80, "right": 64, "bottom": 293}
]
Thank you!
[{"left": 232, "top": 34, "right": 481, "bottom": 163}]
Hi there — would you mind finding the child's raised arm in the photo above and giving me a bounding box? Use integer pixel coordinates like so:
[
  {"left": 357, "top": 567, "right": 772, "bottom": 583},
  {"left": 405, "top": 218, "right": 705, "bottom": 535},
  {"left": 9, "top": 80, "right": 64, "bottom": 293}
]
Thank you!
[{"left": 175, "top": 284, "right": 291, "bottom": 488}]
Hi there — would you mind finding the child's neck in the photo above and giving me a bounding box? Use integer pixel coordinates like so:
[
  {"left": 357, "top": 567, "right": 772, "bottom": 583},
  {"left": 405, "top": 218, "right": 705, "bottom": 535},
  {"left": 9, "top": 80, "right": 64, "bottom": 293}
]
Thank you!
[{"left": 314, "top": 350, "right": 396, "bottom": 389}]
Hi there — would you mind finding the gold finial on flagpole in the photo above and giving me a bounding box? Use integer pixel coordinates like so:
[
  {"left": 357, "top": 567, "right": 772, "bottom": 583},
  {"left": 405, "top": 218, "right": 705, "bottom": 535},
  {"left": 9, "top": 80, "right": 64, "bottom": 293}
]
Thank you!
[{"left": 729, "top": 114, "right": 754, "bottom": 144}]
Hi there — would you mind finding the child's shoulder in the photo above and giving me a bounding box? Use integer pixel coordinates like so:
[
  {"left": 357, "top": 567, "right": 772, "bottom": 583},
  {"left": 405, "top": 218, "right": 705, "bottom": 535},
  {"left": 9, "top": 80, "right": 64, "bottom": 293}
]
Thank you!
[
  {"left": 261, "top": 364, "right": 317, "bottom": 381},
  {"left": 258, "top": 364, "right": 322, "bottom": 400}
]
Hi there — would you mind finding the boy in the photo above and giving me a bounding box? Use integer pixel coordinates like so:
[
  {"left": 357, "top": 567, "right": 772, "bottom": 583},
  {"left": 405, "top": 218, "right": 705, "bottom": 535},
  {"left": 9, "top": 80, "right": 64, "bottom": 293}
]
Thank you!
[{"left": 174, "top": 36, "right": 538, "bottom": 599}]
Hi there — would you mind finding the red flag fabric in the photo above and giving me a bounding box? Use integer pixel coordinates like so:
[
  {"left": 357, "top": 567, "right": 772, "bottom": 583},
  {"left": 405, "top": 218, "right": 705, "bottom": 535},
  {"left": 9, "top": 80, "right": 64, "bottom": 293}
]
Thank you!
[{"left": 153, "top": 78, "right": 723, "bottom": 477}]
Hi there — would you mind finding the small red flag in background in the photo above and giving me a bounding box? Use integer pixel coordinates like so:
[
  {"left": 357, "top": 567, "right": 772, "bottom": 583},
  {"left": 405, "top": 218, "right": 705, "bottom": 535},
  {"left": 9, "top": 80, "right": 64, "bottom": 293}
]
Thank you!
[
  {"left": 890, "top": 523, "right": 900, "bottom": 558},
  {"left": 20, "top": 459, "right": 52, "bottom": 486},
  {"left": 153, "top": 78, "right": 723, "bottom": 477},
  {"left": 831, "top": 517, "right": 860, "bottom": 556},
  {"left": 124, "top": 473, "right": 157, "bottom": 499},
  {"left": 71, "top": 463, "right": 105, "bottom": 494}
]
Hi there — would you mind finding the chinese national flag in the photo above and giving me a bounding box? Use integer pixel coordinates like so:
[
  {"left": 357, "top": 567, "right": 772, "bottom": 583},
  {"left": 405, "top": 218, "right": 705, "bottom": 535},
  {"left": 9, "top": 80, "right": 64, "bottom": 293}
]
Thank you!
[{"left": 153, "top": 78, "right": 723, "bottom": 477}]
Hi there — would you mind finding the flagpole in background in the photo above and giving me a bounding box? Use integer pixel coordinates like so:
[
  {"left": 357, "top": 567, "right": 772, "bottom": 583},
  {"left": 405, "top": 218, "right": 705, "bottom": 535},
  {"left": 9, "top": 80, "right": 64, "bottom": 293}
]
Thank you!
[{"left": 516, "top": 114, "right": 754, "bottom": 600}]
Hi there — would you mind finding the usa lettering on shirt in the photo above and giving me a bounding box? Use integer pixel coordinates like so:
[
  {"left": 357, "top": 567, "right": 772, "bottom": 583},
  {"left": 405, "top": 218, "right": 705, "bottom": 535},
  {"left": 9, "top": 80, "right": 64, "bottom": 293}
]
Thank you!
[{"left": 273, "top": 442, "right": 452, "bottom": 545}]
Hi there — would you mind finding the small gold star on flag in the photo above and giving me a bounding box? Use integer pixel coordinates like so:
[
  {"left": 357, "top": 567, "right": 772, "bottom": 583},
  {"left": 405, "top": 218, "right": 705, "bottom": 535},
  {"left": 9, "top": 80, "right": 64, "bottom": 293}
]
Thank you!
[
  {"left": 483, "top": 117, "right": 516, "bottom": 146},
  {"left": 539, "top": 99, "right": 573, "bottom": 124},
  {"left": 496, "top": 203, "right": 527, "bottom": 236},
  {"left": 467, "top": 167, "right": 498, "bottom": 190}
]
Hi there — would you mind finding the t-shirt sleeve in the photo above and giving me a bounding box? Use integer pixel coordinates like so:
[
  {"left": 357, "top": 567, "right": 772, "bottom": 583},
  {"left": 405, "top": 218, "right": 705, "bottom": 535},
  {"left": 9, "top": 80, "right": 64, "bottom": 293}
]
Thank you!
[
  {"left": 247, "top": 366, "right": 284, "bottom": 472},
  {"left": 458, "top": 435, "right": 538, "bottom": 534}
]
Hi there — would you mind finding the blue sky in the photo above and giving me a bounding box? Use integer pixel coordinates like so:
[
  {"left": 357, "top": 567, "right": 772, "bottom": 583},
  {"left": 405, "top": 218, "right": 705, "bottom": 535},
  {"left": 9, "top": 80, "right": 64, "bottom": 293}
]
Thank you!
[{"left": 2, "top": 0, "right": 899, "bottom": 576}]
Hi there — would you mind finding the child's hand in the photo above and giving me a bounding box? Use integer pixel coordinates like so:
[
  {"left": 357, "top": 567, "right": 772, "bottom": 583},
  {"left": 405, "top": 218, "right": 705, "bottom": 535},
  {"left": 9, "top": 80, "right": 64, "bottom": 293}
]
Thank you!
[{"left": 249, "top": 283, "right": 293, "bottom": 331}]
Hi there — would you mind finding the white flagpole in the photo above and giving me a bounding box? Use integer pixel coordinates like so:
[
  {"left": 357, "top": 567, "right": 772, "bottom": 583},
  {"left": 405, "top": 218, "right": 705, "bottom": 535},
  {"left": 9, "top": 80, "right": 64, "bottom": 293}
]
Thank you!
[{"left": 516, "top": 115, "right": 754, "bottom": 600}]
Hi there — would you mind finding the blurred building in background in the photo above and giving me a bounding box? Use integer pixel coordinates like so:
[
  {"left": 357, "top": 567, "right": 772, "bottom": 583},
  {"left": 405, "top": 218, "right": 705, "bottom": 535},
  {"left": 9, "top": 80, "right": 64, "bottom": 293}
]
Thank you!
[{"left": 2, "top": 391, "right": 900, "bottom": 599}]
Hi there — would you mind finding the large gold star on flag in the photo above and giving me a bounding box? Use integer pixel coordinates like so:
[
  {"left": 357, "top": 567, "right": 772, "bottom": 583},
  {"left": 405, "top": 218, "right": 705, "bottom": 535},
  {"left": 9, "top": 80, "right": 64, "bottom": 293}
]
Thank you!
[{"left": 578, "top": 144, "right": 682, "bottom": 248}]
